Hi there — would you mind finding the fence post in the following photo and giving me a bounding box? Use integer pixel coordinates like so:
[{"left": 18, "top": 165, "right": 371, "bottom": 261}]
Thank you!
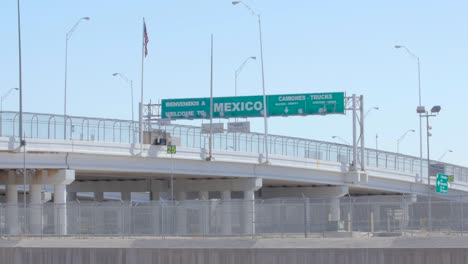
[
  {"left": 369, "top": 199, "right": 373, "bottom": 236},
  {"left": 303, "top": 198, "right": 309, "bottom": 238},
  {"left": 461, "top": 196, "right": 464, "bottom": 236},
  {"left": 120, "top": 202, "right": 124, "bottom": 238}
]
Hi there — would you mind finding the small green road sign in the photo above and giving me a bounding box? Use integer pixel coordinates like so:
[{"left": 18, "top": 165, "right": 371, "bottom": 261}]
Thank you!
[
  {"left": 447, "top": 175, "right": 455, "bottom": 182},
  {"left": 436, "top": 173, "right": 449, "bottom": 194},
  {"left": 167, "top": 145, "right": 176, "bottom": 154}
]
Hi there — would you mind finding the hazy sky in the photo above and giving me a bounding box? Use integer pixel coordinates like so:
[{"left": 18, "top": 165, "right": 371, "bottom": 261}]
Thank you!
[{"left": 1, "top": 0, "right": 467, "bottom": 166}]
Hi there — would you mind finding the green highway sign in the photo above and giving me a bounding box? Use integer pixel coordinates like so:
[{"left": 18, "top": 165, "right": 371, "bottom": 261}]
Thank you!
[
  {"left": 167, "top": 145, "right": 176, "bottom": 154},
  {"left": 436, "top": 173, "right": 449, "bottom": 194},
  {"left": 267, "top": 93, "right": 345, "bottom": 116},
  {"left": 161, "top": 92, "right": 345, "bottom": 119}
]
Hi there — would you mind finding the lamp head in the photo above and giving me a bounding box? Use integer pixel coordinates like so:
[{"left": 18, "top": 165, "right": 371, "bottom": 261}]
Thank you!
[
  {"left": 14, "top": 88, "right": 19, "bottom": 90},
  {"left": 395, "top": 45, "right": 403, "bottom": 49},
  {"left": 112, "top": 73, "right": 119, "bottom": 76},
  {"left": 332, "top": 136, "right": 337, "bottom": 139},
  {"left": 431, "top": 105, "right": 441, "bottom": 113},
  {"left": 449, "top": 150, "right": 454, "bottom": 153},
  {"left": 232, "top": 1, "right": 241, "bottom": 5},
  {"left": 416, "top": 106, "right": 426, "bottom": 114},
  {"left": 82, "top": 17, "right": 91, "bottom": 21},
  {"left": 410, "top": 129, "right": 415, "bottom": 132},
  {"left": 251, "top": 56, "right": 257, "bottom": 60}
]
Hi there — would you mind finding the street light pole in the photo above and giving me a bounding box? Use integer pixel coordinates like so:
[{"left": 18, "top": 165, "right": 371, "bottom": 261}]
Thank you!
[
  {"left": 438, "top": 149, "right": 453, "bottom": 161},
  {"left": 396, "top": 129, "right": 415, "bottom": 155},
  {"left": 113, "top": 73, "right": 135, "bottom": 143},
  {"left": 395, "top": 45, "right": 423, "bottom": 182},
  {"left": 1, "top": 88, "right": 19, "bottom": 112},
  {"left": 16, "top": 0, "right": 26, "bottom": 210},
  {"left": 418, "top": 105, "right": 441, "bottom": 232},
  {"left": 233, "top": 1, "right": 269, "bottom": 164},
  {"left": 0, "top": 88, "right": 19, "bottom": 137},
  {"left": 332, "top": 136, "right": 350, "bottom": 145},
  {"left": 64, "top": 17, "right": 90, "bottom": 140},
  {"left": 364, "top": 106, "right": 379, "bottom": 119},
  {"left": 234, "top": 56, "right": 256, "bottom": 97}
]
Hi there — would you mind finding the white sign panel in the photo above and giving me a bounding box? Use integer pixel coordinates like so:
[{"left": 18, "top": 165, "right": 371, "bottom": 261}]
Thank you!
[
  {"left": 227, "top": 122, "right": 250, "bottom": 133},
  {"left": 201, "top": 123, "right": 224, "bottom": 134}
]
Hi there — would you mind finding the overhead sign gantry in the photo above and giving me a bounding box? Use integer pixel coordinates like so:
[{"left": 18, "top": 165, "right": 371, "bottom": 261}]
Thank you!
[{"left": 161, "top": 92, "right": 345, "bottom": 119}]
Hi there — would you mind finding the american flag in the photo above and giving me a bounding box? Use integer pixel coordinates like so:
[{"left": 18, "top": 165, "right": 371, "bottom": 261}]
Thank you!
[{"left": 143, "top": 20, "right": 149, "bottom": 57}]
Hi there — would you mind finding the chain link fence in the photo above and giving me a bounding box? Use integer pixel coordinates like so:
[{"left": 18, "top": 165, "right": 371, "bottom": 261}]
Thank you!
[{"left": 1, "top": 195, "right": 467, "bottom": 238}]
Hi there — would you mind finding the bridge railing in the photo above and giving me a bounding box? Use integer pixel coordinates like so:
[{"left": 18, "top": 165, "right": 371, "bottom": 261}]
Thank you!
[
  {"left": 1, "top": 111, "right": 467, "bottom": 183},
  {"left": 1, "top": 196, "right": 468, "bottom": 237}
]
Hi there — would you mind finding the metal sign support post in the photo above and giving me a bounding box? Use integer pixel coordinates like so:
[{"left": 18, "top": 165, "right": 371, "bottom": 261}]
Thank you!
[
  {"left": 345, "top": 94, "right": 365, "bottom": 172},
  {"left": 352, "top": 95, "right": 357, "bottom": 171},
  {"left": 360, "top": 95, "right": 365, "bottom": 171},
  {"left": 171, "top": 152, "right": 174, "bottom": 203},
  {"left": 207, "top": 34, "right": 214, "bottom": 161}
]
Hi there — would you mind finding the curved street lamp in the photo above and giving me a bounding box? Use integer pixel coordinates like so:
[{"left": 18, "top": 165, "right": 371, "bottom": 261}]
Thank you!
[
  {"left": 64, "top": 17, "right": 90, "bottom": 140},
  {"left": 113, "top": 73, "right": 135, "bottom": 144},
  {"left": 233, "top": 1, "right": 269, "bottom": 163},
  {"left": 1, "top": 88, "right": 19, "bottom": 112},
  {"left": 364, "top": 106, "right": 379, "bottom": 119},
  {"left": 438, "top": 149, "right": 453, "bottom": 161},
  {"left": 395, "top": 44, "right": 423, "bottom": 186},
  {"left": 234, "top": 56, "right": 256, "bottom": 96},
  {"left": 332, "top": 136, "right": 350, "bottom": 145},
  {"left": 396, "top": 129, "right": 415, "bottom": 155}
]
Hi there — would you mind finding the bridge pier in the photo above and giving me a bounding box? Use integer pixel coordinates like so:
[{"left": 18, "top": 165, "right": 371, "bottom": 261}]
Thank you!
[
  {"left": 243, "top": 190, "right": 255, "bottom": 235},
  {"left": 6, "top": 171, "right": 18, "bottom": 235},
  {"left": 173, "top": 178, "right": 262, "bottom": 236},
  {"left": 0, "top": 169, "right": 75, "bottom": 236},
  {"left": 221, "top": 190, "right": 232, "bottom": 235},
  {"left": 30, "top": 183, "right": 42, "bottom": 235},
  {"left": 261, "top": 185, "right": 349, "bottom": 231},
  {"left": 121, "top": 192, "right": 131, "bottom": 201},
  {"left": 54, "top": 183, "right": 67, "bottom": 235},
  {"left": 176, "top": 192, "right": 187, "bottom": 235},
  {"left": 199, "top": 191, "right": 209, "bottom": 235},
  {"left": 94, "top": 192, "right": 104, "bottom": 202}
]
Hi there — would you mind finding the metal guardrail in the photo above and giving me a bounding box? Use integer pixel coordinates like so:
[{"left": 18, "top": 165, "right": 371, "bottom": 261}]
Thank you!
[
  {"left": 1, "top": 196, "right": 468, "bottom": 237},
  {"left": 0, "top": 111, "right": 467, "bottom": 182}
]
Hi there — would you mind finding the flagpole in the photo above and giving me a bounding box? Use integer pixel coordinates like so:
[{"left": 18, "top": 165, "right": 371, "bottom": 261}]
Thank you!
[
  {"left": 208, "top": 34, "right": 213, "bottom": 161},
  {"left": 139, "top": 17, "right": 145, "bottom": 155}
]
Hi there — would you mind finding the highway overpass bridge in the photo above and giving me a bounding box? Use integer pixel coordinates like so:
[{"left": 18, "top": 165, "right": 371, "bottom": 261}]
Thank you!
[{"left": 0, "top": 111, "right": 467, "bottom": 235}]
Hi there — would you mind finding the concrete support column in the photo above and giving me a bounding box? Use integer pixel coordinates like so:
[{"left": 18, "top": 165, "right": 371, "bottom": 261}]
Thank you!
[
  {"left": 330, "top": 198, "right": 341, "bottom": 222},
  {"left": 176, "top": 192, "right": 187, "bottom": 235},
  {"left": 372, "top": 204, "right": 381, "bottom": 232},
  {"left": 243, "top": 190, "right": 255, "bottom": 235},
  {"left": 6, "top": 181, "right": 19, "bottom": 235},
  {"left": 54, "top": 184, "right": 67, "bottom": 235},
  {"left": 94, "top": 192, "right": 104, "bottom": 202},
  {"left": 30, "top": 184, "right": 42, "bottom": 235},
  {"left": 121, "top": 192, "right": 131, "bottom": 202},
  {"left": 151, "top": 191, "right": 161, "bottom": 235},
  {"left": 150, "top": 191, "right": 159, "bottom": 201},
  {"left": 199, "top": 191, "right": 209, "bottom": 235},
  {"left": 221, "top": 190, "right": 232, "bottom": 235},
  {"left": 400, "top": 199, "right": 410, "bottom": 229}
]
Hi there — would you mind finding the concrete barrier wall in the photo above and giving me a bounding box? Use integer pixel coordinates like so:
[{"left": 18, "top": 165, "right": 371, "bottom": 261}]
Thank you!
[
  {"left": 1, "top": 247, "right": 467, "bottom": 264},
  {"left": 1, "top": 237, "right": 468, "bottom": 264}
]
